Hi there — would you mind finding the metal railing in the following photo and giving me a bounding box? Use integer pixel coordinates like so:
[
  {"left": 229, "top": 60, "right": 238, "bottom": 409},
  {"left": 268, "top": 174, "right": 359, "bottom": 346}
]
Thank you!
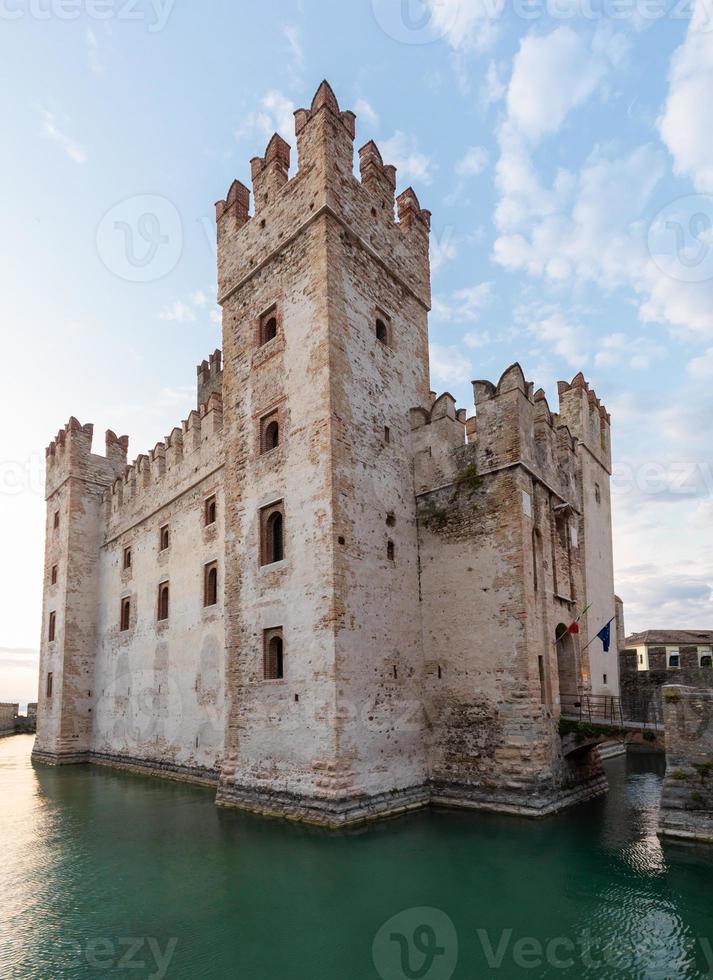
[{"left": 560, "top": 692, "right": 664, "bottom": 729}]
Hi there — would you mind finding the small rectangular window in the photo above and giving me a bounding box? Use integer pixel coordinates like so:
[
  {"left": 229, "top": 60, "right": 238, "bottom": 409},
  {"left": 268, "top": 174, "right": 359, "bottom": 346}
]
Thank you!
[
  {"left": 157, "top": 583, "right": 169, "bottom": 621},
  {"left": 50, "top": 565, "right": 58, "bottom": 585},
  {"left": 123, "top": 547, "right": 132, "bottom": 570},
  {"left": 48, "top": 611, "right": 56, "bottom": 642},
  {"left": 669, "top": 653, "right": 680, "bottom": 669},
  {"left": 53, "top": 510, "right": 60, "bottom": 530},
  {"left": 205, "top": 495, "right": 217, "bottom": 526},
  {"left": 263, "top": 628, "right": 284, "bottom": 680},
  {"left": 603, "top": 673, "right": 608, "bottom": 685},
  {"left": 159, "top": 525, "right": 170, "bottom": 551},
  {"left": 46, "top": 672, "right": 53, "bottom": 698},
  {"left": 204, "top": 562, "right": 218, "bottom": 607},
  {"left": 387, "top": 539, "right": 395, "bottom": 561},
  {"left": 384, "top": 426, "right": 391, "bottom": 443},
  {"left": 258, "top": 306, "right": 278, "bottom": 347}
]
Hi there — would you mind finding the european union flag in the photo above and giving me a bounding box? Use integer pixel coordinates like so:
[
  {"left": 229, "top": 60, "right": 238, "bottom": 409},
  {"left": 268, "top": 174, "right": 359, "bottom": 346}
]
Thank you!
[{"left": 597, "top": 622, "right": 611, "bottom": 653}]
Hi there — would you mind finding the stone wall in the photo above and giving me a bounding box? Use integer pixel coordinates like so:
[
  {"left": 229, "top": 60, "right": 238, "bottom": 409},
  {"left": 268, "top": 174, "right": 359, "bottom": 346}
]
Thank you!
[
  {"left": 620, "top": 649, "right": 713, "bottom": 722},
  {"left": 659, "top": 684, "right": 713, "bottom": 843},
  {"left": 0, "top": 703, "right": 18, "bottom": 734}
]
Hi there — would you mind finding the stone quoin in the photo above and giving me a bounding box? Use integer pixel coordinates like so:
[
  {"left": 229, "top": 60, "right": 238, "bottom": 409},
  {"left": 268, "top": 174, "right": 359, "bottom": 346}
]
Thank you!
[{"left": 33, "top": 81, "right": 619, "bottom": 826}]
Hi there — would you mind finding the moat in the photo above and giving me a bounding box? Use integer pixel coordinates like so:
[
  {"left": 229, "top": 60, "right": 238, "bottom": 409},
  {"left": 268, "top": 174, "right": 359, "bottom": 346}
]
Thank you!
[{"left": 2, "top": 736, "right": 713, "bottom": 979}]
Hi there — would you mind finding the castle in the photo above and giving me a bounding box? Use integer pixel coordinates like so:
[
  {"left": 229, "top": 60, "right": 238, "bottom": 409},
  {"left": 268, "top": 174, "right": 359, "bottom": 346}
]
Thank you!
[{"left": 33, "top": 82, "right": 619, "bottom": 826}]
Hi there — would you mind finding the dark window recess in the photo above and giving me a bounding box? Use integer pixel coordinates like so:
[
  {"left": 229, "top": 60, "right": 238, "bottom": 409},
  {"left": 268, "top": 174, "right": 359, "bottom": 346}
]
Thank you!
[
  {"left": 159, "top": 525, "right": 170, "bottom": 551},
  {"left": 375, "top": 318, "right": 388, "bottom": 344},
  {"left": 123, "top": 547, "right": 132, "bottom": 570},
  {"left": 264, "top": 420, "right": 279, "bottom": 451},
  {"left": 264, "top": 630, "right": 284, "bottom": 680},
  {"left": 157, "top": 583, "right": 169, "bottom": 621},
  {"left": 384, "top": 426, "right": 391, "bottom": 443},
  {"left": 53, "top": 511, "right": 60, "bottom": 530},
  {"left": 205, "top": 495, "right": 217, "bottom": 526},
  {"left": 259, "top": 308, "right": 278, "bottom": 346},
  {"left": 204, "top": 563, "right": 218, "bottom": 606},
  {"left": 120, "top": 598, "right": 131, "bottom": 632},
  {"left": 46, "top": 672, "right": 53, "bottom": 698},
  {"left": 261, "top": 505, "right": 285, "bottom": 565},
  {"left": 48, "top": 611, "right": 56, "bottom": 642},
  {"left": 50, "top": 565, "right": 58, "bottom": 585},
  {"left": 387, "top": 540, "right": 395, "bottom": 561}
]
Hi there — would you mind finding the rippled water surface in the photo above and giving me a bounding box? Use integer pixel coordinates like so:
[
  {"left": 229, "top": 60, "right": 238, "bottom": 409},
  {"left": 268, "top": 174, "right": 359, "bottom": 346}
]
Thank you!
[{"left": 2, "top": 735, "right": 713, "bottom": 979}]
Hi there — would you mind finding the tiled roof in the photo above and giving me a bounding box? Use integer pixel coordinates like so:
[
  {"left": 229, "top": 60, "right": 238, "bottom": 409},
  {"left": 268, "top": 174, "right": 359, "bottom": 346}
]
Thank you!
[{"left": 624, "top": 630, "right": 713, "bottom": 646}]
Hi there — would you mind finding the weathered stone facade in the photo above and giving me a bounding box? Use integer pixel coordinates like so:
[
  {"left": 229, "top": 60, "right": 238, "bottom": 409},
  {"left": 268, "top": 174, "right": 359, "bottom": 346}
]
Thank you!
[
  {"left": 659, "top": 685, "right": 713, "bottom": 843},
  {"left": 0, "top": 703, "right": 18, "bottom": 735},
  {"left": 33, "top": 82, "right": 618, "bottom": 826}
]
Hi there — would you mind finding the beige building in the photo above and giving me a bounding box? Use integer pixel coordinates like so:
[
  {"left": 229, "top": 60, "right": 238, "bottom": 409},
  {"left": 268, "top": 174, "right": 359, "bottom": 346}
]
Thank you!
[{"left": 33, "top": 82, "right": 619, "bottom": 826}]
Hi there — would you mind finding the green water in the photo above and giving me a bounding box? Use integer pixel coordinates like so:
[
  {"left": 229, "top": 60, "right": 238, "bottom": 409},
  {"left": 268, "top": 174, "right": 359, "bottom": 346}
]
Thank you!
[{"left": 1, "top": 736, "right": 712, "bottom": 979}]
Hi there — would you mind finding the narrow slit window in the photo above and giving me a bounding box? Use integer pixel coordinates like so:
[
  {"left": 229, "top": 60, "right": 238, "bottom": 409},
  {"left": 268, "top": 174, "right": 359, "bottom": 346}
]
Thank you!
[
  {"left": 53, "top": 510, "right": 60, "bottom": 530},
  {"left": 263, "top": 629, "right": 284, "bottom": 680},
  {"left": 387, "top": 539, "right": 395, "bottom": 561},
  {"left": 46, "top": 672, "right": 53, "bottom": 698},
  {"left": 50, "top": 565, "right": 58, "bottom": 586},
  {"left": 204, "top": 562, "right": 218, "bottom": 607},
  {"left": 120, "top": 597, "right": 131, "bottom": 632},
  {"left": 205, "top": 495, "right": 217, "bottom": 526},
  {"left": 159, "top": 525, "right": 170, "bottom": 551},
  {"left": 157, "top": 583, "right": 170, "bottom": 621},
  {"left": 260, "top": 503, "right": 285, "bottom": 565},
  {"left": 123, "top": 547, "right": 132, "bottom": 570},
  {"left": 48, "top": 611, "right": 56, "bottom": 642}
]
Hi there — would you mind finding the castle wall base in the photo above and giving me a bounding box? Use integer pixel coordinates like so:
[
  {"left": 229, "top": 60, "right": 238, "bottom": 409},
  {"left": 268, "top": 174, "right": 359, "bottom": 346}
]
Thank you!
[
  {"left": 658, "top": 685, "right": 713, "bottom": 845},
  {"left": 31, "top": 747, "right": 219, "bottom": 787},
  {"left": 431, "top": 773, "right": 609, "bottom": 818},
  {"left": 215, "top": 782, "right": 431, "bottom": 828}
]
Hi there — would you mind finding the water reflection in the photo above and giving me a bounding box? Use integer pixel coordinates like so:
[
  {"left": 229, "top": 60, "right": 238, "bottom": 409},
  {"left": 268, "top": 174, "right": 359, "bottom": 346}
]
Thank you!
[{"left": 2, "top": 736, "right": 713, "bottom": 980}]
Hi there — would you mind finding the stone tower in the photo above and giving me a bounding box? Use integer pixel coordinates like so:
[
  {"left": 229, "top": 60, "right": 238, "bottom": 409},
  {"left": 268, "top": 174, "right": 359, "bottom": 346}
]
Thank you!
[
  {"left": 33, "top": 422, "right": 127, "bottom": 763},
  {"left": 215, "top": 81, "right": 433, "bottom": 823}
]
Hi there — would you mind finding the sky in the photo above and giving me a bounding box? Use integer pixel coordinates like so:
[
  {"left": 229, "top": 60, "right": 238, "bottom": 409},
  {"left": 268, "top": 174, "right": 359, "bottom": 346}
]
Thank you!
[{"left": 1, "top": 0, "right": 712, "bottom": 703}]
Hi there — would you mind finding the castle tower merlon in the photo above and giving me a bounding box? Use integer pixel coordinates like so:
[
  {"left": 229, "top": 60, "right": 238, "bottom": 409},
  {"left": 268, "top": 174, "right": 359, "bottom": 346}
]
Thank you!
[
  {"left": 472, "top": 364, "right": 536, "bottom": 474},
  {"left": 294, "top": 80, "right": 355, "bottom": 176},
  {"left": 105, "top": 430, "right": 129, "bottom": 469},
  {"left": 557, "top": 373, "right": 611, "bottom": 472},
  {"left": 216, "top": 179, "right": 250, "bottom": 226},
  {"left": 183, "top": 410, "right": 202, "bottom": 452},
  {"left": 45, "top": 418, "right": 127, "bottom": 499},
  {"left": 196, "top": 348, "right": 223, "bottom": 410},
  {"left": 165, "top": 427, "right": 184, "bottom": 469},
  {"left": 251, "top": 133, "right": 291, "bottom": 213},
  {"left": 358, "top": 140, "right": 396, "bottom": 216},
  {"left": 200, "top": 391, "right": 223, "bottom": 438}
]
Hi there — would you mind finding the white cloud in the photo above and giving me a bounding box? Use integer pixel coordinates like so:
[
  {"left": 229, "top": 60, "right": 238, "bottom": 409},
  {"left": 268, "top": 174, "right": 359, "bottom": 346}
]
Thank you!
[
  {"left": 354, "top": 97, "right": 379, "bottom": 128},
  {"left": 658, "top": 0, "right": 713, "bottom": 194},
  {"left": 432, "top": 281, "right": 494, "bottom": 321},
  {"left": 482, "top": 60, "right": 505, "bottom": 104},
  {"left": 430, "top": 343, "right": 473, "bottom": 386},
  {"left": 380, "top": 131, "right": 437, "bottom": 185},
  {"left": 688, "top": 346, "right": 713, "bottom": 379},
  {"left": 86, "top": 27, "right": 103, "bottom": 76},
  {"left": 455, "top": 145, "right": 488, "bottom": 177},
  {"left": 159, "top": 301, "right": 196, "bottom": 323},
  {"left": 192, "top": 290, "right": 208, "bottom": 307},
  {"left": 526, "top": 308, "right": 589, "bottom": 368},
  {"left": 282, "top": 24, "right": 304, "bottom": 72},
  {"left": 236, "top": 90, "right": 295, "bottom": 144},
  {"left": 595, "top": 332, "right": 666, "bottom": 371},
  {"left": 424, "top": 0, "right": 499, "bottom": 54},
  {"left": 430, "top": 230, "right": 458, "bottom": 273},
  {"left": 507, "top": 27, "right": 615, "bottom": 142},
  {"left": 39, "top": 109, "right": 87, "bottom": 164},
  {"left": 463, "top": 329, "right": 491, "bottom": 349}
]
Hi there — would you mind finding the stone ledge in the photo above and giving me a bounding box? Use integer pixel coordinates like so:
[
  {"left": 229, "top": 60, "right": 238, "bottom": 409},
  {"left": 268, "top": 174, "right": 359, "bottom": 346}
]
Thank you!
[
  {"left": 32, "top": 748, "right": 219, "bottom": 787},
  {"left": 215, "top": 782, "right": 431, "bottom": 828},
  {"left": 430, "top": 774, "right": 609, "bottom": 818}
]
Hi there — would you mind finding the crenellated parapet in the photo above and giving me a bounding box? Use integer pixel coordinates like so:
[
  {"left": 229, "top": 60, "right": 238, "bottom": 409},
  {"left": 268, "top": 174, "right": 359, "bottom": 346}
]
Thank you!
[
  {"left": 557, "top": 372, "right": 611, "bottom": 471},
  {"left": 215, "top": 79, "right": 431, "bottom": 310},
  {"left": 45, "top": 418, "right": 128, "bottom": 499},
  {"left": 103, "top": 390, "right": 224, "bottom": 533},
  {"left": 197, "top": 348, "right": 223, "bottom": 410}
]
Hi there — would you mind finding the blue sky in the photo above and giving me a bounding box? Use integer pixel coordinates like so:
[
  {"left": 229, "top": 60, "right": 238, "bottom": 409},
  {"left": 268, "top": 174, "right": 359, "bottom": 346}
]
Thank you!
[{"left": 1, "top": 0, "right": 712, "bottom": 701}]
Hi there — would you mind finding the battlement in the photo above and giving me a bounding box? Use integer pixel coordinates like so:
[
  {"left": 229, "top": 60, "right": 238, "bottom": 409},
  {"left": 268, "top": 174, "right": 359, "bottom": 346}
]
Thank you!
[
  {"left": 557, "top": 372, "right": 611, "bottom": 471},
  {"left": 45, "top": 418, "right": 129, "bottom": 499},
  {"left": 103, "top": 389, "right": 224, "bottom": 531},
  {"left": 215, "top": 80, "right": 431, "bottom": 309},
  {"left": 196, "top": 348, "right": 223, "bottom": 410}
]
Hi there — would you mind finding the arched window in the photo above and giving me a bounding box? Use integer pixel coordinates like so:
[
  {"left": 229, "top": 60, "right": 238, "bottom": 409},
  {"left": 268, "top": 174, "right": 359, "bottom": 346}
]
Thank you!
[
  {"left": 260, "top": 503, "right": 285, "bottom": 565},
  {"left": 259, "top": 307, "right": 279, "bottom": 346},
  {"left": 265, "top": 420, "right": 279, "bottom": 451},
  {"left": 120, "top": 597, "right": 131, "bottom": 632},
  {"left": 375, "top": 318, "right": 388, "bottom": 344},
  {"left": 159, "top": 524, "right": 170, "bottom": 551},
  {"left": 264, "top": 629, "right": 284, "bottom": 680},
  {"left": 205, "top": 495, "right": 217, "bottom": 526},
  {"left": 158, "top": 583, "right": 169, "bottom": 621},
  {"left": 204, "top": 562, "right": 218, "bottom": 606},
  {"left": 267, "top": 512, "right": 283, "bottom": 563}
]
